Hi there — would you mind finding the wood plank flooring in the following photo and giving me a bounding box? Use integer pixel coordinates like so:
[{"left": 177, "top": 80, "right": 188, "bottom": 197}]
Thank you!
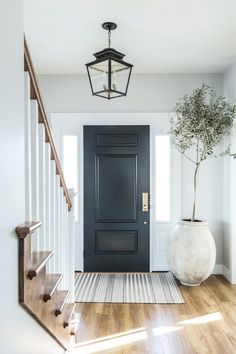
[{"left": 74, "top": 276, "right": 236, "bottom": 354}]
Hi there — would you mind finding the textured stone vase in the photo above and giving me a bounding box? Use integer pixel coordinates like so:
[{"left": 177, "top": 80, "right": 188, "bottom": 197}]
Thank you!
[{"left": 168, "top": 220, "right": 216, "bottom": 286}]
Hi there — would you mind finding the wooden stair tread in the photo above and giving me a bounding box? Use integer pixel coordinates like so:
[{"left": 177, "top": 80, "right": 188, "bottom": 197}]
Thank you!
[
  {"left": 63, "top": 303, "right": 76, "bottom": 328},
  {"left": 28, "top": 251, "right": 53, "bottom": 279},
  {"left": 55, "top": 290, "right": 69, "bottom": 317},
  {"left": 43, "top": 274, "right": 63, "bottom": 302},
  {"left": 16, "top": 221, "right": 42, "bottom": 239},
  {"left": 69, "top": 312, "right": 81, "bottom": 335}
]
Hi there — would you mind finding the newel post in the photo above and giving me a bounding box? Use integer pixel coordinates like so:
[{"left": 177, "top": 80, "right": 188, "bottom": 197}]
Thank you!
[
  {"left": 15, "top": 221, "right": 42, "bottom": 302},
  {"left": 67, "top": 189, "right": 76, "bottom": 302}
]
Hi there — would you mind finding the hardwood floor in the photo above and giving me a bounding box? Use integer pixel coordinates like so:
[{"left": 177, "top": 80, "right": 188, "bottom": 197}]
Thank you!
[{"left": 74, "top": 276, "right": 236, "bottom": 354}]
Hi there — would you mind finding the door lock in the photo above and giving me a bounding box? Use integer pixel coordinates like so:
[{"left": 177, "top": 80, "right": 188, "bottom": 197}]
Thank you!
[{"left": 142, "top": 192, "right": 149, "bottom": 212}]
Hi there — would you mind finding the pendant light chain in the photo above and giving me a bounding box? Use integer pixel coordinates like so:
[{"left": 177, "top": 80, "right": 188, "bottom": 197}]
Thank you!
[{"left": 108, "top": 29, "right": 111, "bottom": 48}]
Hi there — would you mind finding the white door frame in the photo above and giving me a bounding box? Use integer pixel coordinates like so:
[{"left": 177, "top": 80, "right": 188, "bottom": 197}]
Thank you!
[{"left": 50, "top": 112, "right": 181, "bottom": 272}]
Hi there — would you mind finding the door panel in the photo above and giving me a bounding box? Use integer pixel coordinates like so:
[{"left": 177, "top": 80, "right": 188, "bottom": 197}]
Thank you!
[
  {"left": 84, "top": 125, "right": 150, "bottom": 272},
  {"left": 96, "top": 134, "right": 138, "bottom": 147},
  {"left": 95, "top": 231, "right": 137, "bottom": 253},
  {"left": 95, "top": 154, "right": 137, "bottom": 222}
]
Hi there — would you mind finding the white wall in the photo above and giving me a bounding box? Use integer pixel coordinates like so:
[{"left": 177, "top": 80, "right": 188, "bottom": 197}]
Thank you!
[
  {"left": 0, "top": 1, "right": 65, "bottom": 353},
  {"left": 224, "top": 64, "right": 236, "bottom": 103},
  {"left": 50, "top": 113, "right": 180, "bottom": 272},
  {"left": 50, "top": 112, "right": 224, "bottom": 272},
  {"left": 38, "top": 73, "right": 223, "bottom": 113},
  {"left": 37, "top": 72, "right": 224, "bottom": 270},
  {"left": 223, "top": 64, "right": 236, "bottom": 282}
]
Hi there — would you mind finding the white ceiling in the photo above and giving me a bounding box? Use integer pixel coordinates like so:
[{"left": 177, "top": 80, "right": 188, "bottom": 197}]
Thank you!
[{"left": 24, "top": 0, "right": 236, "bottom": 75}]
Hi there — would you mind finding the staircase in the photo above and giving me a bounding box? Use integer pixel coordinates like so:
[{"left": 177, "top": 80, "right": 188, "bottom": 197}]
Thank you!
[{"left": 15, "top": 38, "right": 78, "bottom": 351}]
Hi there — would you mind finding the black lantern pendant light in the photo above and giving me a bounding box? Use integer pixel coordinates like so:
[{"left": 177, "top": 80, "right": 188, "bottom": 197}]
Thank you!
[{"left": 86, "top": 22, "right": 133, "bottom": 100}]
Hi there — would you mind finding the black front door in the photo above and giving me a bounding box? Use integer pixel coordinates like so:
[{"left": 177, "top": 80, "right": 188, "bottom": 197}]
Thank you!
[{"left": 84, "top": 125, "right": 150, "bottom": 272}]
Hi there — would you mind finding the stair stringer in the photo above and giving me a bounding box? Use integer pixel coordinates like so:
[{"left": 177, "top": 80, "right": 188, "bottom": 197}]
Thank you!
[{"left": 17, "top": 222, "right": 76, "bottom": 351}]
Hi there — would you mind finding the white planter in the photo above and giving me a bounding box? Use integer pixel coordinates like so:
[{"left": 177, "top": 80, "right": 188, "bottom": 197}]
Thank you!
[{"left": 168, "top": 220, "right": 216, "bottom": 286}]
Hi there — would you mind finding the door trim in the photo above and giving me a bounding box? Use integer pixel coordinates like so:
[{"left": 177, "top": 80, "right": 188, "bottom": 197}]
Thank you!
[
  {"left": 50, "top": 112, "right": 181, "bottom": 272},
  {"left": 84, "top": 125, "right": 150, "bottom": 271}
]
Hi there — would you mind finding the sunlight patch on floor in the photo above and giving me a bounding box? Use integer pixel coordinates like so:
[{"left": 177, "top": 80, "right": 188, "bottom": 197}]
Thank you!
[
  {"left": 177, "top": 312, "right": 223, "bottom": 325},
  {"left": 72, "top": 312, "right": 224, "bottom": 353},
  {"left": 73, "top": 327, "right": 147, "bottom": 353},
  {"left": 72, "top": 325, "right": 186, "bottom": 353},
  {"left": 152, "top": 326, "right": 182, "bottom": 336}
]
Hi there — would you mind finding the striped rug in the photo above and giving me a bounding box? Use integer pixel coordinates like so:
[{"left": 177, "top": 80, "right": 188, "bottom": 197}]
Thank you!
[{"left": 75, "top": 272, "right": 184, "bottom": 304}]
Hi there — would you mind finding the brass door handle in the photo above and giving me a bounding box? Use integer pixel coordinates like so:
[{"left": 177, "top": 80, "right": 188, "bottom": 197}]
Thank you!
[{"left": 142, "top": 192, "right": 149, "bottom": 212}]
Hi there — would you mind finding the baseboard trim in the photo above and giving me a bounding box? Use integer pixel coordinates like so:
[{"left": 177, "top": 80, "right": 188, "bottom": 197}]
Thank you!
[
  {"left": 212, "top": 264, "right": 232, "bottom": 282},
  {"left": 212, "top": 264, "right": 223, "bottom": 274},
  {"left": 222, "top": 265, "right": 231, "bottom": 282}
]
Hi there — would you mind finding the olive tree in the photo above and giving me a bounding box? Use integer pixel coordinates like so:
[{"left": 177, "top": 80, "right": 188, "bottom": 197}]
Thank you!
[{"left": 170, "top": 83, "right": 236, "bottom": 222}]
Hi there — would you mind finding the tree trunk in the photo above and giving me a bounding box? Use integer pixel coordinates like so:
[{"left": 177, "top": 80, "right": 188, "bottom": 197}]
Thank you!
[{"left": 192, "top": 163, "right": 200, "bottom": 222}]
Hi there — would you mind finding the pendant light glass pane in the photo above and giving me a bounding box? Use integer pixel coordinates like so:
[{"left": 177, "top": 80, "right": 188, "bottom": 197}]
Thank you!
[
  {"left": 111, "top": 60, "right": 131, "bottom": 94},
  {"left": 87, "top": 60, "right": 109, "bottom": 94}
]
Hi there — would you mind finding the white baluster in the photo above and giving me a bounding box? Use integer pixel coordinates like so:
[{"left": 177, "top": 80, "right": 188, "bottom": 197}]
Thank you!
[
  {"left": 68, "top": 189, "right": 76, "bottom": 302},
  {"left": 60, "top": 188, "right": 64, "bottom": 289},
  {"left": 38, "top": 124, "right": 46, "bottom": 251},
  {"left": 55, "top": 175, "right": 61, "bottom": 275},
  {"left": 30, "top": 100, "right": 39, "bottom": 250},
  {"left": 63, "top": 196, "right": 67, "bottom": 289},
  {"left": 50, "top": 160, "right": 56, "bottom": 272},
  {"left": 24, "top": 72, "right": 32, "bottom": 223},
  {"left": 65, "top": 200, "right": 69, "bottom": 289},
  {"left": 45, "top": 143, "right": 51, "bottom": 271}
]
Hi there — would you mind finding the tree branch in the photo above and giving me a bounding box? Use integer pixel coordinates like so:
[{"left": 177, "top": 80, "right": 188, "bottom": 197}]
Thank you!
[
  {"left": 196, "top": 139, "right": 199, "bottom": 163},
  {"left": 192, "top": 162, "right": 201, "bottom": 221},
  {"left": 175, "top": 147, "right": 196, "bottom": 164},
  {"left": 183, "top": 154, "right": 196, "bottom": 164}
]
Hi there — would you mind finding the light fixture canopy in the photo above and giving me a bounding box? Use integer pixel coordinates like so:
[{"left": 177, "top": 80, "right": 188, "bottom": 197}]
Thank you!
[{"left": 86, "top": 22, "right": 133, "bottom": 100}]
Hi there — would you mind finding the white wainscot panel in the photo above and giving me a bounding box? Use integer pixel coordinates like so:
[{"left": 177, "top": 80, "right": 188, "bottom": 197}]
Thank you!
[
  {"left": 156, "top": 231, "right": 169, "bottom": 252},
  {"left": 153, "top": 227, "right": 170, "bottom": 271}
]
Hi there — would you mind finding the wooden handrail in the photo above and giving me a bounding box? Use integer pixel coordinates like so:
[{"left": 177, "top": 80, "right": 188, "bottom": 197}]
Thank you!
[{"left": 24, "top": 37, "right": 72, "bottom": 210}]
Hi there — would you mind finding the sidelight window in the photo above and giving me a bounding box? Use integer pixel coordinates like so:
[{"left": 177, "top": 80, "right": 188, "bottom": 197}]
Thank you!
[{"left": 155, "top": 135, "right": 170, "bottom": 222}]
